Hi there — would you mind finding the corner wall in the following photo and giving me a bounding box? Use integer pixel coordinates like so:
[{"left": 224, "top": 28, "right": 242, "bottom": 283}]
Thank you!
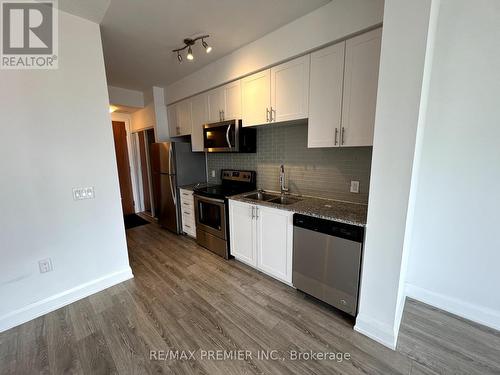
[
  {"left": 0, "top": 11, "right": 132, "bottom": 332},
  {"left": 354, "top": 0, "right": 435, "bottom": 349},
  {"left": 405, "top": 0, "right": 500, "bottom": 331}
]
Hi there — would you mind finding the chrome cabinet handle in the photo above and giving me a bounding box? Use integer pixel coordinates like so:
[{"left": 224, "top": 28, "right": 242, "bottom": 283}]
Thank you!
[
  {"left": 226, "top": 123, "right": 232, "bottom": 148},
  {"left": 221, "top": 110, "right": 225, "bottom": 121},
  {"left": 335, "top": 128, "right": 338, "bottom": 145},
  {"left": 255, "top": 207, "right": 259, "bottom": 219},
  {"left": 341, "top": 127, "right": 345, "bottom": 145},
  {"left": 266, "top": 108, "right": 270, "bottom": 122},
  {"left": 271, "top": 107, "right": 275, "bottom": 122},
  {"left": 251, "top": 206, "right": 255, "bottom": 219}
]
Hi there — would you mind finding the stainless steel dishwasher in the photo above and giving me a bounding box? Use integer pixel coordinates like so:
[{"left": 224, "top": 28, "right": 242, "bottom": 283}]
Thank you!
[{"left": 292, "top": 214, "right": 364, "bottom": 316}]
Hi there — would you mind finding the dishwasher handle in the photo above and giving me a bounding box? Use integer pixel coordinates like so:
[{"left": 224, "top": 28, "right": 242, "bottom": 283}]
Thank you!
[{"left": 293, "top": 214, "right": 364, "bottom": 243}]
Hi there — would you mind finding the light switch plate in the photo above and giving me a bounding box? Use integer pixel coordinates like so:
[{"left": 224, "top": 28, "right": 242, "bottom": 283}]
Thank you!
[
  {"left": 73, "top": 187, "right": 95, "bottom": 200},
  {"left": 350, "top": 181, "right": 360, "bottom": 194}
]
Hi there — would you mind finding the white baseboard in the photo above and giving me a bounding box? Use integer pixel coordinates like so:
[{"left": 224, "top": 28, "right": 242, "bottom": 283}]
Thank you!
[
  {"left": 405, "top": 283, "right": 500, "bottom": 332},
  {"left": 0, "top": 268, "right": 134, "bottom": 333},
  {"left": 354, "top": 313, "right": 397, "bottom": 350}
]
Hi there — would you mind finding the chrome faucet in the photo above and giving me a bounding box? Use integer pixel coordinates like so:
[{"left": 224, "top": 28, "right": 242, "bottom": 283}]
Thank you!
[{"left": 279, "top": 164, "right": 288, "bottom": 195}]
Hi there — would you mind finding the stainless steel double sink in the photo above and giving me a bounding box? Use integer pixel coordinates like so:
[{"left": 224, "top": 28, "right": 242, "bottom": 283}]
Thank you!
[{"left": 243, "top": 191, "right": 302, "bottom": 206}]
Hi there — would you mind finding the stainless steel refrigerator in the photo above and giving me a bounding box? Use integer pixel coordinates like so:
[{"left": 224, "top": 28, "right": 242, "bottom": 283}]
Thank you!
[{"left": 150, "top": 142, "right": 206, "bottom": 233}]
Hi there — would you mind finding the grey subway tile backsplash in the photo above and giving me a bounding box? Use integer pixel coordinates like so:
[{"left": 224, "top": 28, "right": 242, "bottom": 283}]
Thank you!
[{"left": 206, "top": 122, "right": 372, "bottom": 203}]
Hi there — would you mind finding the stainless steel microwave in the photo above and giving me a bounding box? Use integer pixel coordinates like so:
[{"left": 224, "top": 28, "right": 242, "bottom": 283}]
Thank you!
[{"left": 203, "top": 119, "right": 256, "bottom": 153}]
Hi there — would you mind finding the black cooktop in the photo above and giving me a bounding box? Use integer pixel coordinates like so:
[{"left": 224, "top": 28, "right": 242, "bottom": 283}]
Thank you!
[
  {"left": 194, "top": 169, "right": 256, "bottom": 200},
  {"left": 193, "top": 184, "right": 254, "bottom": 199}
]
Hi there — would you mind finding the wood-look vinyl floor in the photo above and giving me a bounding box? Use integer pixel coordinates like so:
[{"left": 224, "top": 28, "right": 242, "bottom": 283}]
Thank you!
[{"left": 1, "top": 223, "right": 499, "bottom": 374}]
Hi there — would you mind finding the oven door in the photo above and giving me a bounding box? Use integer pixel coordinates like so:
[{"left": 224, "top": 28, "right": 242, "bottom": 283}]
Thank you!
[
  {"left": 203, "top": 120, "right": 239, "bottom": 152},
  {"left": 194, "top": 195, "right": 227, "bottom": 240}
]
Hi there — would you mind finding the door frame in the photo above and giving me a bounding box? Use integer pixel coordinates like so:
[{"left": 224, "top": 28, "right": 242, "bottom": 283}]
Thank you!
[
  {"left": 131, "top": 126, "right": 156, "bottom": 217},
  {"left": 110, "top": 113, "right": 141, "bottom": 214}
]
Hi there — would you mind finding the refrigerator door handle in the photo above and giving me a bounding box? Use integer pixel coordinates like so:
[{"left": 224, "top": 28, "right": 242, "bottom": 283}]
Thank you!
[
  {"left": 168, "top": 146, "right": 177, "bottom": 205},
  {"left": 169, "top": 174, "right": 176, "bottom": 205},
  {"left": 168, "top": 145, "right": 173, "bottom": 175}
]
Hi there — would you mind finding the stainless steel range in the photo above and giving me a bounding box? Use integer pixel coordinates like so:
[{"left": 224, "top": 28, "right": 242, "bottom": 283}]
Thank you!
[{"left": 193, "top": 169, "right": 256, "bottom": 259}]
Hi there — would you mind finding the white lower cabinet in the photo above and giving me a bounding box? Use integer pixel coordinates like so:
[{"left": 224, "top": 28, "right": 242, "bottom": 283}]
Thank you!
[
  {"left": 229, "top": 200, "right": 293, "bottom": 284},
  {"left": 229, "top": 200, "right": 257, "bottom": 266}
]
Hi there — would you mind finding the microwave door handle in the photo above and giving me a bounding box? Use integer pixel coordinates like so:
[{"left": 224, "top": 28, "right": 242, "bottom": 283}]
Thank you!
[{"left": 226, "top": 124, "right": 232, "bottom": 148}]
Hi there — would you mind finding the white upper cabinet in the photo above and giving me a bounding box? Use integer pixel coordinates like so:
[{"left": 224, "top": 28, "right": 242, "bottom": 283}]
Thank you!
[
  {"left": 176, "top": 99, "right": 192, "bottom": 136},
  {"left": 223, "top": 80, "right": 242, "bottom": 120},
  {"left": 190, "top": 93, "right": 208, "bottom": 152},
  {"left": 308, "top": 42, "right": 345, "bottom": 148},
  {"left": 256, "top": 205, "right": 293, "bottom": 283},
  {"left": 271, "top": 55, "right": 310, "bottom": 123},
  {"left": 341, "top": 28, "right": 382, "bottom": 147},
  {"left": 229, "top": 200, "right": 257, "bottom": 267},
  {"left": 241, "top": 69, "right": 271, "bottom": 127},
  {"left": 207, "top": 87, "right": 225, "bottom": 123}
]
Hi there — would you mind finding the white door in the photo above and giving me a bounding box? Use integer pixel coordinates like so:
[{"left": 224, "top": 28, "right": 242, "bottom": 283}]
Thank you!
[
  {"left": 190, "top": 93, "right": 208, "bottom": 151},
  {"left": 256, "top": 205, "right": 293, "bottom": 283},
  {"left": 224, "top": 80, "right": 242, "bottom": 120},
  {"left": 307, "top": 42, "right": 345, "bottom": 148},
  {"left": 229, "top": 200, "right": 257, "bottom": 267},
  {"left": 341, "top": 28, "right": 382, "bottom": 147},
  {"left": 241, "top": 69, "right": 271, "bottom": 127},
  {"left": 167, "top": 104, "right": 178, "bottom": 137},
  {"left": 271, "top": 55, "right": 310, "bottom": 123},
  {"left": 176, "top": 99, "right": 192, "bottom": 136},
  {"left": 207, "top": 87, "right": 225, "bottom": 123}
]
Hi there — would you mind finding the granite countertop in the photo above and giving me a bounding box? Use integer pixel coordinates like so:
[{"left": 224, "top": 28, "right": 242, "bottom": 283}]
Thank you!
[
  {"left": 230, "top": 191, "right": 368, "bottom": 227},
  {"left": 179, "top": 182, "right": 209, "bottom": 191}
]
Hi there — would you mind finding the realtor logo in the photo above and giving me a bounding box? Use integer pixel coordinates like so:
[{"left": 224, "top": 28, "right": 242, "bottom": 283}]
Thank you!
[{"left": 1, "top": 0, "right": 58, "bottom": 69}]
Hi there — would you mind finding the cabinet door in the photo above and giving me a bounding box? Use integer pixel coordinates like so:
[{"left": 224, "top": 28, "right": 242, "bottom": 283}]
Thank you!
[
  {"left": 176, "top": 99, "right": 192, "bottom": 136},
  {"left": 341, "top": 28, "right": 382, "bottom": 147},
  {"left": 190, "top": 93, "right": 208, "bottom": 151},
  {"left": 308, "top": 42, "right": 345, "bottom": 148},
  {"left": 224, "top": 80, "right": 241, "bottom": 120},
  {"left": 207, "top": 87, "right": 225, "bottom": 123},
  {"left": 167, "top": 104, "right": 179, "bottom": 137},
  {"left": 241, "top": 69, "right": 271, "bottom": 127},
  {"left": 229, "top": 200, "right": 257, "bottom": 266},
  {"left": 256, "top": 206, "right": 293, "bottom": 283},
  {"left": 271, "top": 55, "right": 310, "bottom": 123}
]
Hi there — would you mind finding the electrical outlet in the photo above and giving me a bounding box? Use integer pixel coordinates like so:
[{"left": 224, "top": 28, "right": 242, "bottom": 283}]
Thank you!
[
  {"left": 39, "top": 258, "right": 53, "bottom": 273},
  {"left": 211, "top": 170, "right": 216, "bottom": 178},
  {"left": 73, "top": 187, "right": 95, "bottom": 200},
  {"left": 350, "top": 181, "right": 360, "bottom": 194}
]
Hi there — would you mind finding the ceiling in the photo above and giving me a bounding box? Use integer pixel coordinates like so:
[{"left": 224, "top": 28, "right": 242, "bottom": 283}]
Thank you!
[{"left": 61, "top": 0, "right": 331, "bottom": 92}]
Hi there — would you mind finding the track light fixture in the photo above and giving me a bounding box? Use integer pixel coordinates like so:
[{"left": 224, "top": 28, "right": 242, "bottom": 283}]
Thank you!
[{"left": 172, "top": 35, "right": 212, "bottom": 63}]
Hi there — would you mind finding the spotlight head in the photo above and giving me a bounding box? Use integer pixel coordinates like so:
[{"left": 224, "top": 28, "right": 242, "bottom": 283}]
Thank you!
[
  {"left": 202, "top": 39, "right": 212, "bottom": 53},
  {"left": 187, "top": 46, "right": 194, "bottom": 60}
]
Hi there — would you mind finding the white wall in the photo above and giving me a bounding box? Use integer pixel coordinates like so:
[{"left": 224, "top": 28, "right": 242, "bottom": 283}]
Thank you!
[
  {"left": 405, "top": 0, "right": 500, "bottom": 331},
  {"left": 165, "top": 0, "right": 384, "bottom": 104},
  {"left": 354, "top": 0, "right": 436, "bottom": 349},
  {"left": 131, "top": 101, "right": 156, "bottom": 132},
  {"left": 0, "top": 11, "right": 132, "bottom": 332},
  {"left": 108, "top": 85, "right": 144, "bottom": 108}
]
